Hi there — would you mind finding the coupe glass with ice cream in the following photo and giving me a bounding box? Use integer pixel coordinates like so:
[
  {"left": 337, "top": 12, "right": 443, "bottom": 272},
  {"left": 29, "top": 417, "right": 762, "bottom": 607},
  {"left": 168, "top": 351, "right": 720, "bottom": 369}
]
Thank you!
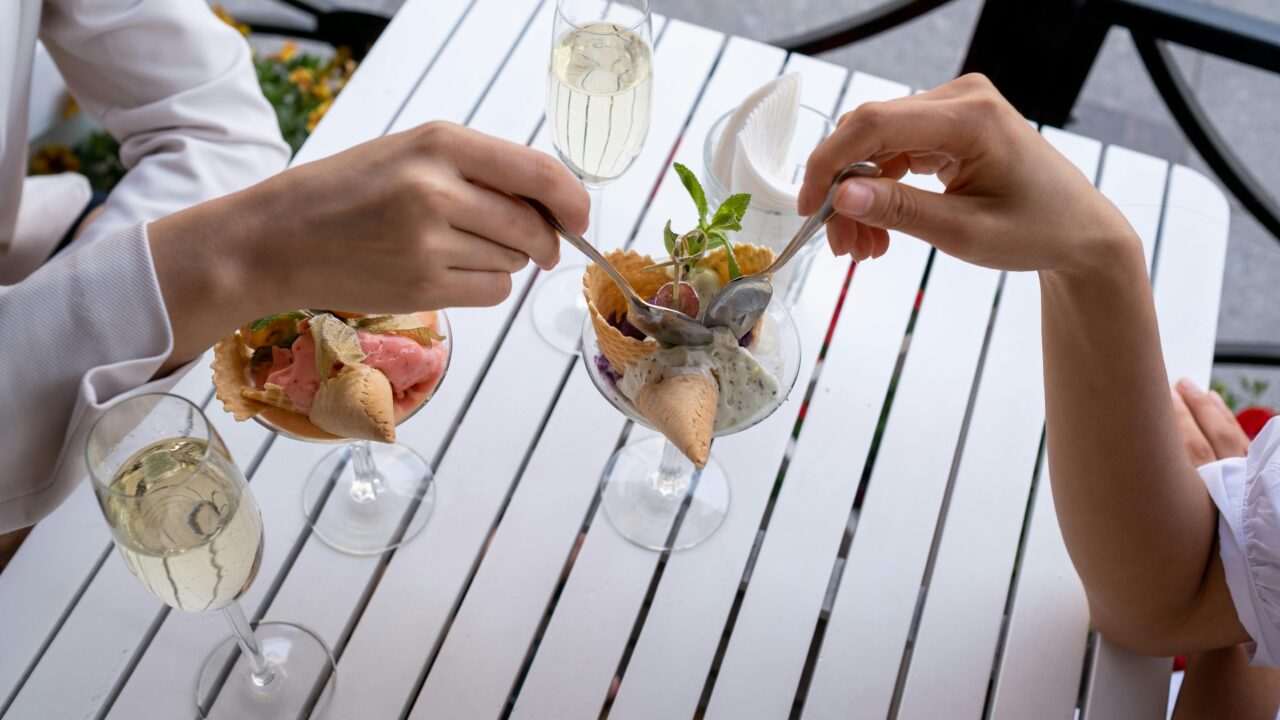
[
  {"left": 211, "top": 310, "right": 451, "bottom": 555},
  {"left": 580, "top": 167, "right": 801, "bottom": 549}
]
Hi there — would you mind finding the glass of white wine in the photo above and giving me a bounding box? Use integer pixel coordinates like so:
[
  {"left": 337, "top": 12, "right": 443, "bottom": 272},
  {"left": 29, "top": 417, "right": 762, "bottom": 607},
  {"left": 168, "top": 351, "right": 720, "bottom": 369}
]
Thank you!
[
  {"left": 532, "top": 0, "right": 653, "bottom": 354},
  {"left": 87, "top": 393, "right": 336, "bottom": 719}
]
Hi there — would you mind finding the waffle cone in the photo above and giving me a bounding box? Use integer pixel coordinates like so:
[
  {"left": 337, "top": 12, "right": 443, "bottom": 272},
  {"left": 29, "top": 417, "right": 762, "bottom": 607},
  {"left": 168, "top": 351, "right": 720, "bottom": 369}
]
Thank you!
[
  {"left": 308, "top": 363, "right": 397, "bottom": 442},
  {"left": 212, "top": 335, "right": 262, "bottom": 421},
  {"left": 634, "top": 372, "right": 718, "bottom": 468},
  {"left": 242, "top": 383, "right": 295, "bottom": 412},
  {"left": 583, "top": 244, "right": 775, "bottom": 373}
]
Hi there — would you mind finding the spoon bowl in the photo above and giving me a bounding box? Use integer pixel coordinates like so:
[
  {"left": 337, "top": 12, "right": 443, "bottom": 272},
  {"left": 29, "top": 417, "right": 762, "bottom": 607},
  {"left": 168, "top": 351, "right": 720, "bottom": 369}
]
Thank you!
[{"left": 702, "top": 161, "right": 882, "bottom": 338}]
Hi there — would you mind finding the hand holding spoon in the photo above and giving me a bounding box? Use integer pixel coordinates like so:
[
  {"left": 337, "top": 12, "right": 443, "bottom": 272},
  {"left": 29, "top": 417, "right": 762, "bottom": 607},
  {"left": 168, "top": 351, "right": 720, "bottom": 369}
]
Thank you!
[{"left": 701, "top": 161, "right": 882, "bottom": 338}]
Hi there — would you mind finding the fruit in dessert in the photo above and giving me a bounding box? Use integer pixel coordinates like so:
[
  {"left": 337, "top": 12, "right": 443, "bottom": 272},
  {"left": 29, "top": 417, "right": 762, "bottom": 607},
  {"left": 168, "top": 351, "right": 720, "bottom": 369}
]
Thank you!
[{"left": 212, "top": 310, "right": 447, "bottom": 442}]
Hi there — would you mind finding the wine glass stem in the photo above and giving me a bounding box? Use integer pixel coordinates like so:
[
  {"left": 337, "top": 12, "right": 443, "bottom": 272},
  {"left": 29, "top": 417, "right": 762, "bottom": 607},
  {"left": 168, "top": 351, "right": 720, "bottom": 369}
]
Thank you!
[
  {"left": 585, "top": 182, "right": 605, "bottom": 250},
  {"left": 221, "top": 602, "right": 276, "bottom": 688},
  {"left": 652, "top": 439, "right": 691, "bottom": 498},
  {"left": 348, "top": 440, "right": 383, "bottom": 503}
]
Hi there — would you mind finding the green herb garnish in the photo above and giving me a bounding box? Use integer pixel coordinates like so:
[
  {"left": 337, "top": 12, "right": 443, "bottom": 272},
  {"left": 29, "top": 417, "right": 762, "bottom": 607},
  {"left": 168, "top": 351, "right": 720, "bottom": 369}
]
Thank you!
[{"left": 656, "top": 163, "right": 750, "bottom": 281}]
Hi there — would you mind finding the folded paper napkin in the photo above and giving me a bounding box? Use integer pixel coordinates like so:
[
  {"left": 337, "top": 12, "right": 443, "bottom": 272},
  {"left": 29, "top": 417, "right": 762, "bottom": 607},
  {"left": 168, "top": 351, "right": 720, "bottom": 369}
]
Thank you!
[{"left": 710, "top": 73, "right": 802, "bottom": 214}]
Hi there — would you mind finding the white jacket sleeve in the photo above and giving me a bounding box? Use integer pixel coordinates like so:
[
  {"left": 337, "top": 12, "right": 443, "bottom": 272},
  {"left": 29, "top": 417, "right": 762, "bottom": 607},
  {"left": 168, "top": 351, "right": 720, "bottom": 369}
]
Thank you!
[
  {"left": 0, "top": 1, "right": 289, "bottom": 530},
  {"left": 1201, "top": 417, "right": 1280, "bottom": 666},
  {"left": 39, "top": 0, "right": 290, "bottom": 249},
  {"left": 0, "top": 223, "right": 189, "bottom": 531}
]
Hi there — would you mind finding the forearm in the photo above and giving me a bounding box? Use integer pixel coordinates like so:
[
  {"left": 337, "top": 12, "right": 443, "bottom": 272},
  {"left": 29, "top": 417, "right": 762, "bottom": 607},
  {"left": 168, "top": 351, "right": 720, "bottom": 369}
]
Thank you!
[{"left": 1038, "top": 234, "right": 1236, "bottom": 648}]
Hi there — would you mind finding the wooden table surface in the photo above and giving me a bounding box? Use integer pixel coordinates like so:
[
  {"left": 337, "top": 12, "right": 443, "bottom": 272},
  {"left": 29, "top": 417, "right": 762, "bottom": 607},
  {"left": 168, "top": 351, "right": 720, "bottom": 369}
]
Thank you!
[{"left": 0, "top": 0, "right": 1229, "bottom": 718}]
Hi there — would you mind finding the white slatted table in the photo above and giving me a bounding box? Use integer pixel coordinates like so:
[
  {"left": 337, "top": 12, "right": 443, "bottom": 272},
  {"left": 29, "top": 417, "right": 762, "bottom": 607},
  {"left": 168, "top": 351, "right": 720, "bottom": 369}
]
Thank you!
[{"left": 0, "top": 1, "right": 1230, "bottom": 718}]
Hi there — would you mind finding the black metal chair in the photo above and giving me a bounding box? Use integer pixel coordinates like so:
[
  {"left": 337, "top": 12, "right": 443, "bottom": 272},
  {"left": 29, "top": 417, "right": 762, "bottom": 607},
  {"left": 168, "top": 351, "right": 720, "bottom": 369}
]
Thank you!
[
  {"left": 773, "top": 0, "right": 1280, "bottom": 370},
  {"left": 234, "top": 0, "right": 392, "bottom": 59}
]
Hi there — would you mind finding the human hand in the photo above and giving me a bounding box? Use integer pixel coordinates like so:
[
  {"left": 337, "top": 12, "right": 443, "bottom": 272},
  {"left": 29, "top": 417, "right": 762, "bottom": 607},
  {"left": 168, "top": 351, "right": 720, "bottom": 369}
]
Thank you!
[
  {"left": 798, "top": 74, "right": 1139, "bottom": 274},
  {"left": 259, "top": 121, "right": 590, "bottom": 313},
  {"left": 149, "top": 121, "right": 589, "bottom": 369},
  {"left": 1172, "top": 378, "right": 1250, "bottom": 467}
]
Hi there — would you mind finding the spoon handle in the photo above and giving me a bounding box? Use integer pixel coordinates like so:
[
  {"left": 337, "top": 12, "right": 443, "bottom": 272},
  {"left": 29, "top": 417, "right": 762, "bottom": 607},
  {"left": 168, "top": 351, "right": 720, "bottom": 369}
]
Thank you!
[
  {"left": 762, "top": 161, "right": 882, "bottom": 276},
  {"left": 519, "top": 196, "right": 648, "bottom": 311}
]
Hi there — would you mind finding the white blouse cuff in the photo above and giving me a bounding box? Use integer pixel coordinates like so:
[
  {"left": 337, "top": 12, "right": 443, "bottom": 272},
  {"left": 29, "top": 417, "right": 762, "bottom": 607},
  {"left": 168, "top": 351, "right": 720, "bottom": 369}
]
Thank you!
[{"left": 1201, "top": 418, "right": 1280, "bottom": 667}]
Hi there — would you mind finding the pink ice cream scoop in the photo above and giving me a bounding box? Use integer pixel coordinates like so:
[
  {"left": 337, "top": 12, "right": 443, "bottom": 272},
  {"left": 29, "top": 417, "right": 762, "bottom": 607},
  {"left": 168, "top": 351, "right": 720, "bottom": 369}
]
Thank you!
[{"left": 266, "top": 331, "right": 446, "bottom": 415}]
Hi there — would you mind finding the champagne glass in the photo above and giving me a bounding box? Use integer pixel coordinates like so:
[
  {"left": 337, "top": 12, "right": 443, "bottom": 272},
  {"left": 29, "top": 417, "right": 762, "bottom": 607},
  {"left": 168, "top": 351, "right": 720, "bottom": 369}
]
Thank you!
[
  {"left": 581, "top": 300, "right": 802, "bottom": 550},
  {"left": 533, "top": 0, "right": 653, "bottom": 353},
  {"left": 86, "top": 393, "right": 336, "bottom": 719},
  {"left": 259, "top": 311, "right": 453, "bottom": 556}
]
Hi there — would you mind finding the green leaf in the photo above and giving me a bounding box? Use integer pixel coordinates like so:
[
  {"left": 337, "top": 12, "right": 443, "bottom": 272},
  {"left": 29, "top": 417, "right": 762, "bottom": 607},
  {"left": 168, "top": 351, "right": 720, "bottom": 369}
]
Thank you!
[
  {"left": 708, "top": 229, "right": 741, "bottom": 279},
  {"left": 673, "top": 162, "right": 708, "bottom": 224},
  {"left": 710, "top": 193, "right": 752, "bottom": 231},
  {"left": 663, "top": 221, "right": 678, "bottom": 256}
]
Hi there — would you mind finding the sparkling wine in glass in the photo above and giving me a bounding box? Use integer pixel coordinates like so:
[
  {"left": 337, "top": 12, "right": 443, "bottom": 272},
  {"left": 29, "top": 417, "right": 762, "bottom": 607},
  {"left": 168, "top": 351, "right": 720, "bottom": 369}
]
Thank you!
[
  {"left": 532, "top": 0, "right": 653, "bottom": 354},
  {"left": 87, "top": 393, "right": 336, "bottom": 719}
]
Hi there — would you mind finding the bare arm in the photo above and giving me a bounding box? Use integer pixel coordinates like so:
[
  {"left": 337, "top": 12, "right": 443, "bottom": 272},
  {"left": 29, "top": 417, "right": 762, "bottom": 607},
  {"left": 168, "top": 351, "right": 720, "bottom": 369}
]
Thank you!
[
  {"left": 799, "top": 73, "right": 1247, "bottom": 655},
  {"left": 1039, "top": 248, "right": 1245, "bottom": 653}
]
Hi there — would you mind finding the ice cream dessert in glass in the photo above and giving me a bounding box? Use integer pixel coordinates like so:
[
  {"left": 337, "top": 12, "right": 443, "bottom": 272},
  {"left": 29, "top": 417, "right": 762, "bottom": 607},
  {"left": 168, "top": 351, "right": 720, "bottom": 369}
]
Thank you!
[
  {"left": 581, "top": 165, "right": 801, "bottom": 550},
  {"left": 212, "top": 309, "right": 451, "bottom": 555}
]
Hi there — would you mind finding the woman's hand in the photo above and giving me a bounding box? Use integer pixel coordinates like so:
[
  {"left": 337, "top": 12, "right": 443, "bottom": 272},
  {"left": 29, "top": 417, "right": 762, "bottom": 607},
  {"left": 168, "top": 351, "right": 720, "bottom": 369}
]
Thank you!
[
  {"left": 1172, "top": 378, "right": 1251, "bottom": 467},
  {"left": 149, "top": 121, "right": 589, "bottom": 368},
  {"left": 799, "top": 74, "right": 1139, "bottom": 274}
]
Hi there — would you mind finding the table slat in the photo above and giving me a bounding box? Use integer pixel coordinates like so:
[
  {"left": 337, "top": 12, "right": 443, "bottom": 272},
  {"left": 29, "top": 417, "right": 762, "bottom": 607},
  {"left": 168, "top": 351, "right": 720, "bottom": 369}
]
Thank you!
[
  {"left": 606, "top": 49, "right": 846, "bottom": 720},
  {"left": 387, "top": 0, "right": 545, "bottom": 133},
  {"left": 290, "top": 0, "right": 474, "bottom": 165},
  {"left": 893, "top": 263, "right": 1045, "bottom": 720},
  {"left": 791, "top": 252, "right": 1001, "bottom": 720},
  {"left": 1081, "top": 164, "right": 1228, "bottom": 720}
]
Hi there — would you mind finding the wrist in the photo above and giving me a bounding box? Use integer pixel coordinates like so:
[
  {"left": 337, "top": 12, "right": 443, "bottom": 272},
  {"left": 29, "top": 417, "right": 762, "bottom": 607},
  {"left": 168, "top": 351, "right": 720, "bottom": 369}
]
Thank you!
[
  {"left": 1040, "top": 226, "right": 1147, "bottom": 290},
  {"left": 148, "top": 189, "right": 276, "bottom": 360}
]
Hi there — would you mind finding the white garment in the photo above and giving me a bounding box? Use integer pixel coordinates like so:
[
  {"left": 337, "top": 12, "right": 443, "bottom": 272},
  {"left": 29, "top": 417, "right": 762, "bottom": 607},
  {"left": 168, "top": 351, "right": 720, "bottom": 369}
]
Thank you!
[
  {"left": 1201, "top": 417, "right": 1280, "bottom": 666},
  {"left": 0, "top": 0, "right": 289, "bottom": 530}
]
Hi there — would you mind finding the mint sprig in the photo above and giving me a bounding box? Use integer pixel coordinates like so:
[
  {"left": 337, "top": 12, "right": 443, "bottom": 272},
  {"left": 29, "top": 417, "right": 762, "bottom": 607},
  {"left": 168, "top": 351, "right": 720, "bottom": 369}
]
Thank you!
[{"left": 663, "top": 163, "right": 750, "bottom": 279}]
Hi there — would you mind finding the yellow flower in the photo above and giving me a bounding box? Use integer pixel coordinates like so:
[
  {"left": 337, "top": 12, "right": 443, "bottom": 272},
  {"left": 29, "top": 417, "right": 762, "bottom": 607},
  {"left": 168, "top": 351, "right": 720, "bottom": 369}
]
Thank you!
[
  {"left": 311, "top": 81, "right": 332, "bottom": 101},
  {"left": 61, "top": 93, "right": 79, "bottom": 120},
  {"left": 289, "top": 67, "right": 314, "bottom": 93},
  {"left": 306, "top": 98, "right": 334, "bottom": 133},
  {"left": 29, "top": 145, "right": 81, "bottom": 175},
  {"left": 273, "top": 41, "right": 298, "bottom": 63},
  {"left": 212, "top": 5, "right": 250, "bottom": 36}
]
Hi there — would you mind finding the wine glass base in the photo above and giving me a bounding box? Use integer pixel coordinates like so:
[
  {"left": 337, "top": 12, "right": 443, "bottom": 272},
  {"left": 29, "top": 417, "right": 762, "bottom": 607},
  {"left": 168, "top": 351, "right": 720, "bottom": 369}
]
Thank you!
[
  {"left": 302, "top": 443, "right": 435, "bottom": 556},
  {"left": 532, "top": 264, "right": 590, "bottom": 355},
  {"left": 196, "top": 621, "right": 336, "bottom": 720},
  {"left": 601, "top": 436, "right": 729, "bottom": 551}
]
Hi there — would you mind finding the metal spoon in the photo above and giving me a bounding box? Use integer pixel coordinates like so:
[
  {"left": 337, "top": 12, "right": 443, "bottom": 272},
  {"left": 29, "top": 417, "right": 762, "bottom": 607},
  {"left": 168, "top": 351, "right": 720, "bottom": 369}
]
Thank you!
[
  {"left": 520, "top": 196, "right": 715, "bottom": 347},
  {"left": 701, "top": 161, "right": 883, "bottom": 338}
]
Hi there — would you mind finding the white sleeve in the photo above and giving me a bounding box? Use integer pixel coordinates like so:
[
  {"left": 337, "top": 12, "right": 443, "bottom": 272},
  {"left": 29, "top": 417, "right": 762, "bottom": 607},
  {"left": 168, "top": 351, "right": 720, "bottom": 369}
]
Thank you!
[
  {"left": 38, "top": 0, "right": 290, "bottom": 248},
  {"left": 0, "top": 223, "right": 196, "bottom": 532},
  {"left": 1201, "top": 417, "right": 1280, "bottom": 667}
]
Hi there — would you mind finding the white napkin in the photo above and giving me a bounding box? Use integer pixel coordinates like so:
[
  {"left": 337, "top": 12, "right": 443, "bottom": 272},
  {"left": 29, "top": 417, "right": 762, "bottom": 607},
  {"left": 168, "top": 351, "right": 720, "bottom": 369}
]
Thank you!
[{"left": 710, "top": 73, "right": 802, "bottom": 213}]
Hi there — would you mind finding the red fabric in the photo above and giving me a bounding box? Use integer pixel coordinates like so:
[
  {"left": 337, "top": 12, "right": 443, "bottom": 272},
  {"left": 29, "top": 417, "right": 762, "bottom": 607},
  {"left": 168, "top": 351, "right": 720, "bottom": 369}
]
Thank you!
[{"left": 1237, "top": 407, "right": 1277, "bottom": 440}]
